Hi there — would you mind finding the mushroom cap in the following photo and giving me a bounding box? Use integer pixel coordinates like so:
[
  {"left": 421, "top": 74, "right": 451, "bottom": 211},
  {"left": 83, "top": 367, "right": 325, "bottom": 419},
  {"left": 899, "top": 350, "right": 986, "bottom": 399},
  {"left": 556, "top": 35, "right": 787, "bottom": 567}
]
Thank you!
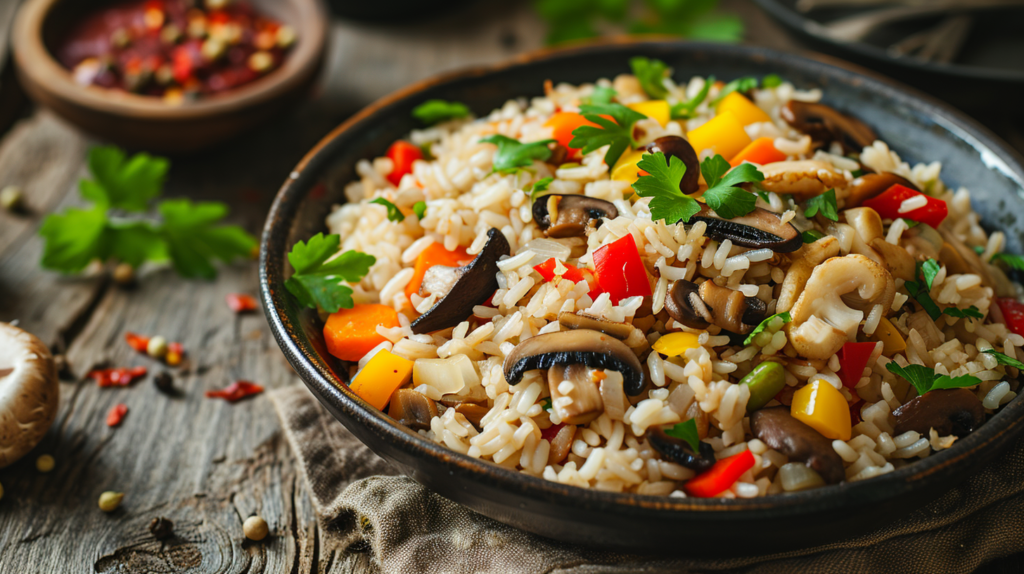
[
  {"left": 893, "top": 388, "right": 985, "bottom": 438},
  {"left": 691, "top": 205, "right": 802, "bottom": 253},
  {"left": 758, "top": 160, "right": 848, "bottom": 201},
  {"left": 750, "top": 407, "right": 845, "bottom": 484},
  {"left": 0, "top": 322, "right": 59, "bottom": 468},
  {"left": 532, "top": 194, "right": 618, "bottom": 238},
  {"left": 502, "top": 329, "right": 646, "bottom": 395},
  {"left": 780, "top": 100, "right": 878, "bottom": 154}
]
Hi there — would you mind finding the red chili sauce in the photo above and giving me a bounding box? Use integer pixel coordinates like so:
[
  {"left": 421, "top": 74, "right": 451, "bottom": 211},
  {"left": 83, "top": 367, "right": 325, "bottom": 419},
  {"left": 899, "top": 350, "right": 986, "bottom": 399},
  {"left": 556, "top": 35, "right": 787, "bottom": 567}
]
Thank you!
[{"left": 56, "top": 0, "right": 296, "bottom": 103}]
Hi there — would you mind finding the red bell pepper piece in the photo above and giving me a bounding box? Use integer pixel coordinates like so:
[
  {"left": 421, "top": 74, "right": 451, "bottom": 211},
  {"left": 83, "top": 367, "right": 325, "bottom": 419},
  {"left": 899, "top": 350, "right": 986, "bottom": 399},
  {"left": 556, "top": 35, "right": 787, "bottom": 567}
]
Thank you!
[
  {"left": 684, "top": 450, "right": 756, "bottom": 498},
  {"left": 997, "top": 298, "right": 1024, "bottom": 336},
  {"left": 849, "top": 397, "right": 863, "bottom": 426},
  {"left": 533, "top": 258, "right": 602, "bottom": 297},
  {"left": 836, "top": 341, "right": 876, "bottom": 389},
  {"left": 592, "top": 235, "right": 652, "bottom": 304},
  {"left": 862, "top": 184, "right": 948, "bottom": 228},
  {"left": 226, "top": 293, "right": 258, "bottom": 313},
  {"left": 206, "top": 381, "right": 264, "bottom": 402},
  {"left": 541, "top": 422, "right": 564, "bottom": 442},
  {"left": 106, "top": 403, "right": 129, "bottom": 427},
  {"left": 385, "top": 141, "right": 423, "bottom": 187}
]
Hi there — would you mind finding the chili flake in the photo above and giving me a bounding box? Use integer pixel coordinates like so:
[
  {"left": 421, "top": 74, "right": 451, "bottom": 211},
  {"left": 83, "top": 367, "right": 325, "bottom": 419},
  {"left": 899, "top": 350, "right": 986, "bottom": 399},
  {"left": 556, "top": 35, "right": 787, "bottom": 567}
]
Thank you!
[
  {"left": 107, "top": 403, "right": 129, "bottom": 427},
  {"left": 226, "top": 293, "right": 258, "bottom": 313},
  {"left": 89, "top": 366, "right": 148, "bottom": 387},
  {"left": 125, "top": 332, "right": 150, "bottom": 353},
  {"left": 205, "top": 381, "right": 263, "bottom": 402}
]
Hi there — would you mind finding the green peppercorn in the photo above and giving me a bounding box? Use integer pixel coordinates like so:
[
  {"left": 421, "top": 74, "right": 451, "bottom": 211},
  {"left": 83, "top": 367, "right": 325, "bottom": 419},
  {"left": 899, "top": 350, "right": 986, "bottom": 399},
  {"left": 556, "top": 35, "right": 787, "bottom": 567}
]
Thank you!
[
  {"left": 147, "top": 336, "right": 168, "bottom": 359},
  {"left": 99, "top": 491, "right": 124, "bottom": 512},
  {"left": 36, "top": 454, "right": 55, "bottom": 473},
  {"left": 741, "top": 360, "right": 788, "bottom": 413},
  {"left": 0, "top": 185, "right": 23, "bottom": 212}
]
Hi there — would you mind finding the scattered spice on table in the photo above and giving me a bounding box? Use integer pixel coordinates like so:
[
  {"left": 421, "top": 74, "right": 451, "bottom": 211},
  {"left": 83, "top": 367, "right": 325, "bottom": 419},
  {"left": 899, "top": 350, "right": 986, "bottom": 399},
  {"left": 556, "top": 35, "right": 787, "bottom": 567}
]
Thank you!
[
  {"left": 147, "top": 336, "right": 169, "bottom": 359},
  {"left": 166, "top": 342, "right": 184, "bottom": 366},
  {"left": 149, "top": 516, "right": 174, "bottom": 540},
  {"left": 124, "top": 332, "right": 185, "bottom": 366},
  {"left": 106, "top": 404, "right": 129, "bottom": 427},
  {"left": 226, "top": 293, "right": 258, "bottom": 313},
  {"left": 205, "top": 381, "right": 263, "bottom": 402},
  {"left": 112, "top": 262, "right": 136, "bottom": 286},
  {"left": 0, "top": 185, "right": 23, "bottom": 212},
  {"left": 99, "top": 491, "right": 124, "bottom": 513},
  {"left": 36, "top": 454, "right": 55, "bottom": 473},
  {"left": 125, "top": 332, "right": 150, "bottom": 353},
  {"left": 153, "top": 371, "right": 175, "bottom": 394},
  {"left": 243, "top": 515, "right": 269, "bottom": 541},
  {"left": 89, "top": 366, "right": 148, "bottom": 387}
]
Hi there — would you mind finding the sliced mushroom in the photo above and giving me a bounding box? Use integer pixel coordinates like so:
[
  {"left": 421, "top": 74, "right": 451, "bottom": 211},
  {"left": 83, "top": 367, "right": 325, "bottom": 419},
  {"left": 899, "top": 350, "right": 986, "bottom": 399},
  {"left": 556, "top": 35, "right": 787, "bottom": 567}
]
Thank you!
[
  {"left": 665, "top": 279, "right": 767, "bottom": 334},
  {"left": 846, "top": 172, "right": 919, "bottom": 208},
  {"left": 777, "top": 236, "right": 840, "bottom": 314},
  {"left": 750, "top": 407, "right": 845, "bottom": 484},
  {"left": 647, "top": 425, "right": 716, "bottom": 473},
  {"left": 843, "top": 207, "right": 916, "bottom": 281},
  {"left": 548, "top": 424, "right": 576, "bottom": 465},
  {"left": 547, "top": 364, "right": 604, "bottom": 425},
  {"left": 558, "top": 312, "right": 633, "bottom": 340},
  {"left": 893, "top": 388, "right": 985, "bottom": 438},
  {"left": 412, "top": 228, "right": 510, "bottom": 334},
  {"left": 503, "top": 329, "right": 646, "bottom": 395},
  {"left": 438, "top": 397, "right": 490, "bottom": 428},
  {"left": 645, "top": 136, "right": 700, "bottom": 194},
  {"left": 387, "top": 389, "right": 438, "bottom": 431},
  {"left": 788, "top": 254, "right": 896, "bottom": 360},
  {"left": 533, "top": 195, "right": 618, "bottom": 238},
  {"left": 0, "top": 322, "right": 59, "bottom": 468},
  {"left": 758, "top": 160, "right": 848, "bottom": 201},
  {"left": 780, "top": 100, "right": 878, "bottom": 154},
  {"left": 936, "top": 225, "right": 1011, "bottom": 297},
  {"left": 691, "top": 205, "right": 802, "bottom": 253}
]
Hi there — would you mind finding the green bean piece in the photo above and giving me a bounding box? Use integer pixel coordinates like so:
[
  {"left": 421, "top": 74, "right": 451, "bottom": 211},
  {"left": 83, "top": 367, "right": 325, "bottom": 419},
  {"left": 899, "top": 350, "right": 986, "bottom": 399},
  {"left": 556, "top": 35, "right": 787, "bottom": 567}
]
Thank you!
[{"left": 742, "top": 361, "right": 788, "bottom": 413}]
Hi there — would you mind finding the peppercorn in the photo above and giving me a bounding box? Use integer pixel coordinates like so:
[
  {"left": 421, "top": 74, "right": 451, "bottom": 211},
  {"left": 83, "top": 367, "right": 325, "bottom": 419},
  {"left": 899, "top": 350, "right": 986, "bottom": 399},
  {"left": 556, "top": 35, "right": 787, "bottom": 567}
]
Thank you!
[
  {"left": 0, "top": 185, "right": 23, "bottom": 212},
  {"left": 149, "top": 517, "right": 174, "bottom": 540},
  {"left": 113, "top": 263, "right": 135, "bottom": 286},
  {"left": 36, "top": 454, "right": 55, "bottom": 473},
  {"left": 243, "top": 515, "right": 269, "bottom": 541},
  {"left": 99, "top": 491, "right": 124, "bottom": 512},
  {"left": 248, "top": 51, "right": 274, "bottom": 74},
  {"left": 153, "top": 371, "right": 174, "bottom": 394},
  {"left": 276, "top": 25, "right": 296, "bottom": 49},
  {"left": 147, "top": 336, "right": 169, "bottom": 360}
]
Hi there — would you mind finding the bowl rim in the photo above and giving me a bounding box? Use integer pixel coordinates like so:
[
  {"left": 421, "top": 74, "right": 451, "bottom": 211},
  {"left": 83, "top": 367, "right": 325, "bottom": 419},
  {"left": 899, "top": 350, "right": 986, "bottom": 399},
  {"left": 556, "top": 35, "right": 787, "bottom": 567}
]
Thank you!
[
  {"left": 261, "top": 39, "right": 1024, "bottom": 517},
  {"left": 11, "top": 0, "right": 329, "bottom": 120}
]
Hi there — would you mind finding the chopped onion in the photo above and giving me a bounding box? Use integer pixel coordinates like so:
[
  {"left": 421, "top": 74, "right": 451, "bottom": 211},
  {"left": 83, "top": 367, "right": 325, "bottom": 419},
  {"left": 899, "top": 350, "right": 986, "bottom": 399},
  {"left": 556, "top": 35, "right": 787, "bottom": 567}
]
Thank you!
[
  {"left": 779, "top": 462, "right": 825, "bottom": 492},
  {"left": 600, "top": 370, "right": 627, "bottom": 421},
  {"left": 520, "top": 238, "right": 572, "bottom": 266},
  {"left": 413, "top": 357, "right": 468, "bottom": 394}
]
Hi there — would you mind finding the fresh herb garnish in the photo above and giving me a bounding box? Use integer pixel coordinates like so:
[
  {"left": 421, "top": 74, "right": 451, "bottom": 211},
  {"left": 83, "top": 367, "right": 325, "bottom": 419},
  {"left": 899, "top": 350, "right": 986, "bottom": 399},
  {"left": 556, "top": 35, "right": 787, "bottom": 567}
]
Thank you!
[
  {"left": 527, "top": 177, "right": 555, "bottom": 200},
  {"left": 906, "top": 261, "right": 983, "bottom": 321},
  {"left": 370, "top": 197, "right": 404, "bottom": 222},
  {"left": 285, "top": 233, "right": 376, "bottom": 313},
  {"left": 885, "top": 362, "right": 981, "bottom": 396},
  {"left": 711, "top": 76, "right": 758, "bottom": 105},
  {"left": 761, "top": 74, "right": 783, "bottom": 88},
  {"left": 902, "top": 218, "right": 921, "bottom": 228},
  {"left": 586, "top": 86, "right": 617, "bottom": 105},
  {"left": 412, "top": 99, "right": 470, "bottom": 125},
  {"left": 982, "top": 349, "right": 1024, "bottom": 370},
  {"left": 480, "top": 135, "right": 555, "bottom": 173},
  {"left": 534, "top": 0, "right": 743, "bottom": 46},
  {"left": 851, "top": 169, "right": 864, "bottom": 178},
  {"left": 569, "top": 103, "right": 647, "bottom": 168},
  {"left": 632, "top": 152, "right": 701, "bottom": 224},
  {"left": 541, "top": 397, "right": 553, "bottom": 411},
  {"left": 991, "top": 252, "right": 1024, "bottom": 271},
  {"left": 700, "top": 154, "right": 763, "bottom": 219},
  {"left": 921, "top": 258, "right": 941, "bottom": 290},
  {"left": 803, "top": 189, "right": 838, "bottom": 222},
  {"left": 744, "top": 312, "right": 791, "bottom": 345},
  {"left": 39, "top": 146, "right": 256, "bottom": 279},
  {"left": 413, "top": 201, "right": 427, "bottom": 219},
  {"left": 663, "top": 418, "right": 701, "bottom": 452},
  {"left": 943, "top": 306, "right": 984, "bottom": 320},
  {"left": 670, "top": 75, "right": 714, "bottom": 119},
  {"left": 802, "top": 230, "right": 825, "bottom": 244},
  {"left": 630, "top": 56, "right": 670, "bottom": 99}
]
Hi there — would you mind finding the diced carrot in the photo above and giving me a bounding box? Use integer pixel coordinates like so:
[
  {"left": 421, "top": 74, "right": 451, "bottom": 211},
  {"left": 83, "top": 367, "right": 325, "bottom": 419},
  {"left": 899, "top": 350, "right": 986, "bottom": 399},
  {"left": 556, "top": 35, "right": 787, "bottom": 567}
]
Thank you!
[
  {"left": 404, "top": 242, "right": 473, "bottom": 301},
  {"left": 544, "top": 112, "right": 599, "bottom": 160},
  {"left": 349, "top": 349, "right": 413, "bottom": 410},
  {"left": 730, "top": 137, "right": 787, "bottom": 167},
  {"left": 324, "top": 304, "right": 400, "bottom": 362}
]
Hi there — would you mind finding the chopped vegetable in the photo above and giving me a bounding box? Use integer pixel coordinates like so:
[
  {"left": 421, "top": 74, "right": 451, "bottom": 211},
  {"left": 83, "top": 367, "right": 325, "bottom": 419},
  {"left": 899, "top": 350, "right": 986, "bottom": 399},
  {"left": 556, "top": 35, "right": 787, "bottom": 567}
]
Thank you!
[
  {"left": 803, "top": 189, "right": 838, "bottom": 221},
  {"left": 699, "top": 154, "right": 763, "bottom": 219},
  {"left": 385, "top": 141, "right": 423, "bottom": 186},
  {"left": 670, "top": 76, "right": 713, "bottom": 119},
  {"left": 285, "top": 233, "right": 376, "bottom": 313},
  {"left": 740, "top": 361, "right": 787, "bottom": 412},
  {"left": 885, "top": 362, "right": 981, "bottom": 396},
  {"left": 412, "top": 99, "right": 470, "bottom": 125},
  {"left": 226, "top": 293, "right": 258, "bottom": 313},
  {"left": 585, "top": 86, "right": 617, "bottom": 105},
  {"left": 610, "top": 150, "right": 648, "bottom": 185},
  {"left": 533, "top": 258, "right": 600, "bottom": 297},
  {"left": 569, "top": 103, "right": 648, "bottom": 168},
  {"left": 350, "top": 349, "right": 413, "bottom": 410},
  {"left": 370, "top": 197, "right": 405, "bottom": 222},
  {"left": 712, "top": 76, "right": 759, "bottom": 105},
  {"left": 592, "top": 235, "right": 652, "bottom": 304},
  {"left": 324, "top": 304, "right": 401, "bottom": 362},
  {"left": 685, "top": 111, "right": 752, "bottom": 161},
  {"left": 412, "top": 201, "right": 427, "bottom": 219},
  {"left": 629, "top": 56, "right": 669, "bottom": 99},
  {"left": 205, "top": 381, "right": 264, "bottom": 402},
  {"left": 862, "top": 184, "right": 948, "bottom": 228},
  {"left": 791, "top": 380, "right": 851, "bottom": 440},
  {"left": 663, "top": 418, "right": 700, "bottom": 452},
  {"left": 873, "top": 316, "right": 906, "bottom": 355},
  {"left": 627, "top": 100, "right": 671, "bottom": 127},
  {"left": 544, "top": 112, "right": 600, "bottom": 160},
  {"left": 837, "top": 341, "right": 876, "bottom": 389},
  {"left": 480, "top": 135, "right": 555, "bottom": 173},
  {"left": 652, "top": 332, "right": 701, "bottom": 357},
  {"left": 405, "top": 242, "right": 473, "bottom": 300},
  {"left": 743, "top": 312, "right": 790, "bottom": 345},
  {"left": 715, "top": 91, "right": 771, "bottom": 126},
  {"left": 684, "top": 450, "right": 755, "bottom": 497},
  {"left": 921, "top": 258, "right": 941, "bottom": 290},
  {"left": 106, "top": 403, "right": 128, "bottom": 427},
  {"left": 997, "top": 298, "right": 1024, "bottom": 336},
  {"left": 89, "top": 366, "right": 147, "bottom": 387},
  {"left": 729, "top": 137, "right": 786, "bottom": 168},
  {"left": 982, "top": 349, "right": 1024, "bottom": 370},
  {"left": 632, "top": 151, "right": 701, "bottom": 224}
]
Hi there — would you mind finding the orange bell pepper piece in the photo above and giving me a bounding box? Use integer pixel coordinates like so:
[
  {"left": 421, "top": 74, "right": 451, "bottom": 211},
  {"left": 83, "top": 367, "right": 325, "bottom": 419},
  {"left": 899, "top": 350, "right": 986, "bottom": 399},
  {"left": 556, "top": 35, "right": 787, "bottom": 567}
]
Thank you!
[
  {"left": 544, "top": 112, "right": 600, "bottom": 160},
  {"left": 730, "top": 137, "right": 787, "bottom": 167}
]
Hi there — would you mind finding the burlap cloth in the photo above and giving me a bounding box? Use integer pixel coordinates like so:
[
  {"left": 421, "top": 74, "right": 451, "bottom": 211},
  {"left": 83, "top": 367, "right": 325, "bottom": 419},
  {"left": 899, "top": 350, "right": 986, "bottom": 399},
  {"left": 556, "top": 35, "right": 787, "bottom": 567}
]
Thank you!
[{"left": 269, "top": 384, "right": 1024, "bottom": 573}]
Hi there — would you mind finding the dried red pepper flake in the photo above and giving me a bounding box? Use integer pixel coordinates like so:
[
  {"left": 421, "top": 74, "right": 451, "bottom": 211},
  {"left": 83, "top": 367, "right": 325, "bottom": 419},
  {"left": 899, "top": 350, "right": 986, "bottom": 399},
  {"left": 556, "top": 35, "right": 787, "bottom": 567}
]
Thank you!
[
  {"left": 107, "top": 403, "right": 129, "bottom": 427},
  {"left": 125, "top": 332, "right": 150, "bottom": 353},
  {"left": 205, "top": 381, "right": 263, "bottom": 403},
  {"left": 226, "top": 293, "right": 258, "bottom": 313},
  {"left": 89, "top": 366, "right": 148, "bottom": 387}
]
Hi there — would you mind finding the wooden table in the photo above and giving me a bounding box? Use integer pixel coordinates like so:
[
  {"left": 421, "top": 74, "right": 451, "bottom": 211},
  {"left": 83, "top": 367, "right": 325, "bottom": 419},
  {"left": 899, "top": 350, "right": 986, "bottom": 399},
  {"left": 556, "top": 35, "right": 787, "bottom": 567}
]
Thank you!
[{"left": 0, "top": 2, "right": 1020, "bottom": 572}]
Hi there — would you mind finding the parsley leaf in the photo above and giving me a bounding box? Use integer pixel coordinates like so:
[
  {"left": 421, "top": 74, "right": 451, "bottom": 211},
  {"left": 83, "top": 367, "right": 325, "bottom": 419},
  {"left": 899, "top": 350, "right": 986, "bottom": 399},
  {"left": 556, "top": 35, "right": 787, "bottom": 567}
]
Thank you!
[
  {"left": 413, "top": 201, "right": 427, "bottom": 219},
  {"left": 412, "top": 99, "right": 470, "bottom": 125},
  {"left": 370, "top": 197, "right": 404, "bottom": 222},
  {"left": 700, "top": 155, "right": 762, "bottom": 219},
  {"left": 803, "top": 189, "right": 838, "bottom": 222},
  {"left": 631, "top": 152, "right": 701, "bottom": 224},
  {"left": 991, "top": 252, "right": 1024, "bottom": 271},
  {"left": 106, "top": 221, "right": 169, "bottom": 267},
  {"left": 285, "top": 233, "right": 376, "bottom": 313},
  {"left": 480, "top": 135, "right": 555, "bottom": 173},
  {"left": 541, "top": 397, "right": 553, "bottom": 411},
  {"left": 630, "top": 56, "right": 670, "bottom": 99},
  {"left": 528, "top": 177, "right": 555, "bottom": 201},
  {"left": 670, "top": 75, "right": 714, "bottom": 119},
  {"left": 712, "top": 76, "right": 758, "bottom": 105},
  {"left": 982, "top": 349, "right": 1024, "bottom": 370},
  {"left": 761, "top": 74, "right": 783, "bottom": 88},
  {"left": 921, "top": 259, "right": 941, "bottom": 290},
  {"left": 569, "top": 103, "right": 647, "bottom": 168},
  {"left": 886, "top": 362, "right": 981, "bottom": 396},
  {"left": 39, "top": 205, "right": 111, "bottom": 273},
  {"left": 663, "top": 418, "right": 701, "bottom": 452},
  {"left": 802, "top": 230, "right": 825, "bottom": 244},
  {"left": 904, "top": 279, "right": 943, "bottom": 321},
  {"left": 82, "top": 146, "right": 169, "bottom": 212},
  {"left": 158, "top": 199, "right": 257, "bottom": 280},
  {"left": 585, "top": 86, "right": 617, "bottom": 105},
  {"left": 744, "top": 312, "right": 791, "bottom": 345},
  {"left": 943, "top": 306, "right": 984, "bottom": 320}
]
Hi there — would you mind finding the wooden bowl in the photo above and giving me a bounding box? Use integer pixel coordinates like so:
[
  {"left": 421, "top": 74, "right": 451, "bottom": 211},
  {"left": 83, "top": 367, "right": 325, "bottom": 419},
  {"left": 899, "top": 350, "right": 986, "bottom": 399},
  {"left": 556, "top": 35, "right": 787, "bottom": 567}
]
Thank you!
[
  {"left": 260, "top": 41, "right": 1024, "bottom": 554},
  {"left": 11, "top": 0, "right": 328, "bottom": 154}
]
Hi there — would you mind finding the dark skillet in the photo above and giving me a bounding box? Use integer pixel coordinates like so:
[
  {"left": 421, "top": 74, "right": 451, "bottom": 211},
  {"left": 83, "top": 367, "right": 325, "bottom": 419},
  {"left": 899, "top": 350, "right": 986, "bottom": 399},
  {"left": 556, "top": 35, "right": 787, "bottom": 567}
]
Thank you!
[{"left": 260, "top": 40, "right": 1024, "bottom": 554}]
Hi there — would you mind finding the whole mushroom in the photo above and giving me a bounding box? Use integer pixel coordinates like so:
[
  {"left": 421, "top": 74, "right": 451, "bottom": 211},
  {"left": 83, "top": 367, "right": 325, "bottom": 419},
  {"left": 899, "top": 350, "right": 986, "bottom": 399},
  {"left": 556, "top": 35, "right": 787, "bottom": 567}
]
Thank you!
[{"left": 0, "top": 322, "right": 59, "bottom": 468}]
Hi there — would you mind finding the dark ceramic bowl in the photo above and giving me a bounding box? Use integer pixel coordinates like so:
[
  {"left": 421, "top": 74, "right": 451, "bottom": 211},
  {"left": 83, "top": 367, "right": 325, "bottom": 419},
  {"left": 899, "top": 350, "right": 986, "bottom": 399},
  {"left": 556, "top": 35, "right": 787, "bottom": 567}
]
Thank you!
[{"left": 261, "top": 41, "right": 1024, "bottom": 554}]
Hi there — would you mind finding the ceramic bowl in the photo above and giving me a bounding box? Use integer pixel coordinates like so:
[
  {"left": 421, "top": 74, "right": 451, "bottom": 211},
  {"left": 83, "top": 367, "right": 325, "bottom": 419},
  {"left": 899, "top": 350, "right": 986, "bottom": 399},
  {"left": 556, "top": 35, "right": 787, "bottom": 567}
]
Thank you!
[
  {"left": 11, "top": 0, "right": 328, "bottom": 154},
  {"left": 260, "top": 41, "right": 1024, "bottom": 554}
]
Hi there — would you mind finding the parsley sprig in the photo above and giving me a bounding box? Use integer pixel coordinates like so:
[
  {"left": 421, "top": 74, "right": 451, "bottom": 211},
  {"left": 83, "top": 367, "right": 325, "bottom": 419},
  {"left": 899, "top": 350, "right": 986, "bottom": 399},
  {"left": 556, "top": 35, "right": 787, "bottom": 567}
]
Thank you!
[
  {"left": 663, "top": 418, "right": 701, "bottom": 452},
  {"left": 905, "top": 260, "right": 984, "bottom": 321},
  {"left": 527, "top": 177, "right": 554, "bottom": 201},
  {"left": 670, "top": 75, "right": 714, "bottom": 120},
  {"left": 885, "top": 362, "right": 981, "bottom": 396},
  {"left": 285, "top": 233, "right": 376, "bottom": 313},
  {"left": 630, "top": 56, "right": 670, "bottom": 99},
  {"left": 744, "top": 312, "right": 791, "bottom": 345},
  {"left": 39, "top": 146, "right": 256, "bottom": 279},
  {"left": 804, "top": 189, "right": 838, "bottom": 222},
  {"left": 569, "top": 103, "right": 647, "bottom": 168},
  {"left": 412, "top": 99, "right": 470, "bottom": 125},
  {"left": 370, "top": 197, "right": 404, "bottom": 222},
  {"left": 632, "top": 152, "right": 763, "bottom": 224},
  {"left": 480, "top": 135, "right": 555, "bottom": 173},
  {"left": 700, "top": 155, "right": 763, "bottom": 219},
  {"left": 982, "top": 349, "right": 1024, "bottom": 370}
]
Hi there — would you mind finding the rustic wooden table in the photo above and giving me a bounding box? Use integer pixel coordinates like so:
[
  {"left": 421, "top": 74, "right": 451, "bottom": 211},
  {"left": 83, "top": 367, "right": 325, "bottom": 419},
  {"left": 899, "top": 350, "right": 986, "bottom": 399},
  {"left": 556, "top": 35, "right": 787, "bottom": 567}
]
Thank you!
[{"left": 0, "top": 2, "right": 1021, "bottom": 572}]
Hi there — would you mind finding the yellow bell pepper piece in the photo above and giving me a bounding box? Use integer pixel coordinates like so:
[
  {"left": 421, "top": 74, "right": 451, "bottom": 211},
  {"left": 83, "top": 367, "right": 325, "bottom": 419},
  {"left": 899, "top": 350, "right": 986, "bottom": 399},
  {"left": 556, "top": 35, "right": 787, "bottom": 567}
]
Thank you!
[
  {"left": 686, "top": 111, "right": 752, "bottom": 162},
  {"left": 873, "top": 316, "right": 907, "bottom": 355},
  {"left": 627, "top": 100, "right": 671, "bottom": 127},
  {"left": 350, "top": 349, "right": 413, "bottom": 411},
  {"left": 610, "top": 149, "right": 646, "bottom": 184},
  {"left": 653, "top": 332, "right": 703, "bottom": 357},
  {"left": 791, "top": 380, "right": 852, "bottom": 441},
  {"left": 715, "top": 92, "right": 772, "bottom": 126}
]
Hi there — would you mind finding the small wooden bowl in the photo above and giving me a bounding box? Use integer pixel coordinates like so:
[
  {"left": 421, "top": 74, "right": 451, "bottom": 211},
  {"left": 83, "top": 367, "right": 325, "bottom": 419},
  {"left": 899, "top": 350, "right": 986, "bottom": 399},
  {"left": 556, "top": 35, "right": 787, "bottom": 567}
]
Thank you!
[{"left": 12, "top": 0, "right": 328, "bottom": 154}]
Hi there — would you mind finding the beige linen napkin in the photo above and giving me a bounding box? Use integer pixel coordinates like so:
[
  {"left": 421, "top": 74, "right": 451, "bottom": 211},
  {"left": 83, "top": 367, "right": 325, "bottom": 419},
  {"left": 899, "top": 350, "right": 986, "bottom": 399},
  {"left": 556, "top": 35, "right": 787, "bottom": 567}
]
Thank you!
[{"left": 270, "top": 384, "right": 1024, "bottom": 573}]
